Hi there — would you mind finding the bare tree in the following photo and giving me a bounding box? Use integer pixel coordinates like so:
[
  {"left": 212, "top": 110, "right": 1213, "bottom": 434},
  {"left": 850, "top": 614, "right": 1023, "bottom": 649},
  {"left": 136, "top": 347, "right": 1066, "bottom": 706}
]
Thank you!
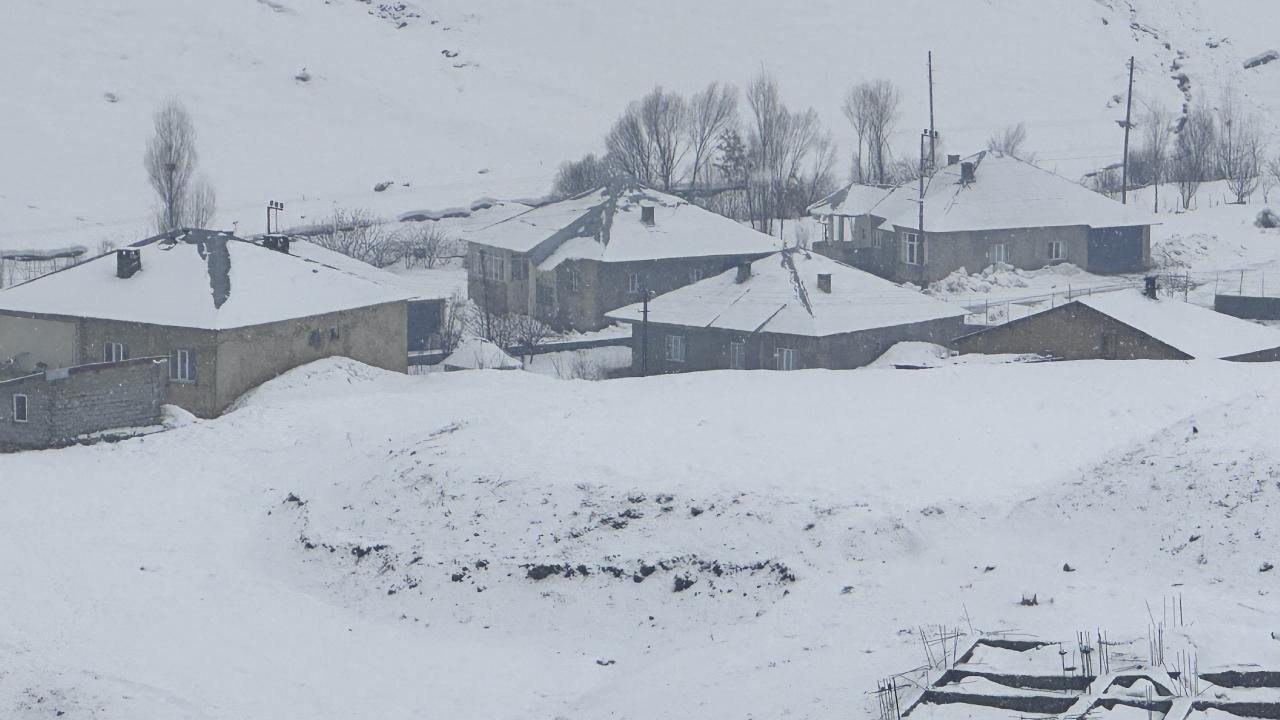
[
  {"left": 311, "top": 208, "right": 402, "bottom": 267},
  {"left": 1172, "top": 103, "right": 1216, "bottom": 210},
  {"left": 1136, "top": 103, "right": 1172, "bottom": 212},
  {"left": 552, "top": 153, "right": 613, "bottom": 198},
  {"left": 686, "top": 82, "right": 738, "bottom": 199},
  {"left": 1265, "top": 154, "right": 1280, "bottom": 204},
  {"left": 401, "top": 222, "right": 462, "bottom": 269},
  {"left": 640, "top": 87, "right": 687, "bottom": 191},
  {"left": 1215, "top": 89, "right": 1265, "bottom": 204},
  {"left": 743, "top": 72, "right": 830, "bottom": 236},
  {"left": 437, "top": 292, "right": 469, "bottom": 354},
  {"left": 605, "top": 106, "right": 654, "bottom": 184},
  {"left": 842, "top": 80, "right": 899, "bottom": 184},
  {"left": 144, "top": 99, "right": 201, "bottom": 232},
  {"left": 508, "top": 314, "right": 555, "bottom": 362},
  {"left": 987, "top": 122, "right": 1034, "bottom": 161},
  {"left": 188, "top": 176, "right": 217, "bottom": 229},
  {"left": 791, "top": 133, "right": 838, "bottom": 217}
]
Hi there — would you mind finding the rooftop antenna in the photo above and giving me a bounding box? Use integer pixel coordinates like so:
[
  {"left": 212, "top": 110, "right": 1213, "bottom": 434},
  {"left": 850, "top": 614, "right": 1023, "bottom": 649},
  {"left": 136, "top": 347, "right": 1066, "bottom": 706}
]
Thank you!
[{"left": 266, "top": 200, "right": 285, "bottom": 234}]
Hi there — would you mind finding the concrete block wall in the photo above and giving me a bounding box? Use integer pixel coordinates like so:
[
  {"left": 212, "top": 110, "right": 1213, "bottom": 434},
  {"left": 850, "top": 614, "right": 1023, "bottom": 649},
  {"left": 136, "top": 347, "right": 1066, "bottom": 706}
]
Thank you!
[{"left": 0, "top": 357, "right": 169, "bottom": 451}]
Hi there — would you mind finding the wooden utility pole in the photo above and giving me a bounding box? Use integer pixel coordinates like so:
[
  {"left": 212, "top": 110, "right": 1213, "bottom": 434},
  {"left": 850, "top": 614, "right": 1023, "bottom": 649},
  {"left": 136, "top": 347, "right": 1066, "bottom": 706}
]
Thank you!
[
  {"left": 928, "top": 51, "right": 936, "bottom": 171},
  {"left": 1121, "top": 56, "right": 1135, "bottom": 204},
  {"left": 639, "top": 289, "right": 651, "bottom": 377}
]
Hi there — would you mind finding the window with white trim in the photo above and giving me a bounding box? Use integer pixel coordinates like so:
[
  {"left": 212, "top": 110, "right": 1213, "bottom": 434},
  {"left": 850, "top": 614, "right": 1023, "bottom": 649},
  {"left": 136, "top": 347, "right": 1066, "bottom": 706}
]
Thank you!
[
  {"left": 480, "top": 253, "right": 506, "bottom": 282},
  {"left": 169, "top": 349, "right": 196, "bottom": 383},
  {"left": 1048, "top": 240, "right": 1066, "bottom": 261},
  {"left": 729, "top": 341, "right": 746, "bottom": 370},
  {"left": 775, "top": 347, "right": 797, "bottom": 371},
  {"left": 989, "top": 243, "right": 1009, "bottom": 264},
  {"left": 12, "top": 394, "right": 28, "bottom": 423},
  {"left": 627, "top": 272, "right": 642, "bottom": 294},
  {"left": 665, "top": 334, "right": 686, "bottom": 363},
  {"left": 569, "top": 267, "right": 581, "bottom": 292},
  {"left": 104, "top": 341, "right": 127, "bottom": 363},
  {"left": 690, "top": 268, "right": 704, "bottom": 283},
  {"left": 901, "top": 232, "right": 922, "bottom": 265}
]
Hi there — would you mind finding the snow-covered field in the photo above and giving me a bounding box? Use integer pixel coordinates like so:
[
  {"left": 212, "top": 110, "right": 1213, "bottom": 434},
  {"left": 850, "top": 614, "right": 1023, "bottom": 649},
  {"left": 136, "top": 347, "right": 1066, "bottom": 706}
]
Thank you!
[
  {"left": 4, "top": 0, "right": 1278, "bottom": 253},
  {"left": 3, "top": 358, "right": 1280, "bottom": 718}
]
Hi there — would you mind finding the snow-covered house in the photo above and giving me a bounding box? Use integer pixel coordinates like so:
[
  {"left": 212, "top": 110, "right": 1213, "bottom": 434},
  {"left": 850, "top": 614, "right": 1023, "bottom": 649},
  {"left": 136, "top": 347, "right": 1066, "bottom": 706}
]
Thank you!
[
  {"left": 0, "top": 229, "right": 412, "bottom": 417},
  {"left": 464, "top": 183, "right": 780, "bottom": 332},
  {"left": 954, "top": 289, "right": 1280, "bottom": 361},
  {"left": 808, "top": 152, "right": 1154, "bottom": 284},
  {"left": 605, "top": 249, "right": 969, "bottom": 373}
]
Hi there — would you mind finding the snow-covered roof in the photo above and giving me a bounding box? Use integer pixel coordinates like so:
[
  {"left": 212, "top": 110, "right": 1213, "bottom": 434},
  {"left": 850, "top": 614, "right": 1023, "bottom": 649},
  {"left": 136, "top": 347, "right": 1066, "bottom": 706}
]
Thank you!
[
  {"left": 286, "top": 239, "right": 457, "bottom": 301},
  {"left": 808, "top": 183, "right": 898, "bottom": 218},
  {"left": 605, "top": 249, "right": 967, "bottom": 337},
  {"left": 879, "top": 152, "right": 1154, "bottom": 233},
  {"left": 465, "top": 184, "right": 781, "bottom": 268},
  {"left": 1076, "top": 291, "right": 1280, "bottom": 359},
  {"left": 443, "top": 338, "right": 522, "bottom": 370},
  {"left": 0, "top": 230, "right": 412, "bottom": 330}
]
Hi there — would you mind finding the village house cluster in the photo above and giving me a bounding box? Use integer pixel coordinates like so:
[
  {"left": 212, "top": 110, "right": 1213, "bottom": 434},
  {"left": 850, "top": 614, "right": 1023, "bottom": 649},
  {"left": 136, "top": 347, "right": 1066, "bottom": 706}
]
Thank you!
[{"left": 5, "top": 155, "right": 1279, "bottom": 451}]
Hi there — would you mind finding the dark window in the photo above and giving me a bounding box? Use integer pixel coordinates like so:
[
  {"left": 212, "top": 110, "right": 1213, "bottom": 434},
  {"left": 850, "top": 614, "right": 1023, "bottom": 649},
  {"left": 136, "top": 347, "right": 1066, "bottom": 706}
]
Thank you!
[
  {"left": 510, "top": 257, "right": 527, "bottom": 281},
  {"left": 627, "top": 273, "right": 642, "bottom": 294},
  {"left": 12, "top": 394, "right": 28, "bottom": 423},
  {"left": 536, "top": 284, "right": 555, "bottom": 308},
  {"left": 308, "top": 329, "right": 323, "bottom": 347},
  {"left": 329, "top": 327, "right": 340, "bottom": 341}
]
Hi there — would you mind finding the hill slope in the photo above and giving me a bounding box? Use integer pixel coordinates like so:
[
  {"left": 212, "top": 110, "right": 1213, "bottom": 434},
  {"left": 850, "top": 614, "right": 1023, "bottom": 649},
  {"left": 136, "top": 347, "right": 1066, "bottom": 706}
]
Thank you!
[{"left": 5, "top": 0, "right": 1275, "bottom": 253}]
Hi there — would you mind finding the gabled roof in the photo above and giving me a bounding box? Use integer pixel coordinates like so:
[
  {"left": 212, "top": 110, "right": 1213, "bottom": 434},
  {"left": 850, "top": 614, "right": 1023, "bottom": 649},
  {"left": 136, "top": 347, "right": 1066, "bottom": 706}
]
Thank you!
[
  {"left": 808, "top": 183, "right": 898, "bottom": 218},
  {"left": 811, "top": 152, "right": 1154, "bottom": 233},
  {"left": 1075, "top": 291, "right": 1280, "bottom": 359},
  {"left": 605, "top": 249, "right": 967, "bottom": 337},
  {"left": 0, "top": 229, "right": 412, "bottom": 330},
  {"left": 465, "top": 183, "right": 781, "bottom": 268}
]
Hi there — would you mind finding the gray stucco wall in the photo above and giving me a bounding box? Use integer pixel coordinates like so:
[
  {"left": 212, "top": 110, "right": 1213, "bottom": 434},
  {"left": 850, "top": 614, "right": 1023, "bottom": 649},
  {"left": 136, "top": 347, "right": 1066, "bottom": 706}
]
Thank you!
[
  {"left": 630, "top": 315, "right": 968, "bottom": 374},
  {"left": 0, "top": 313, "right": 78, "bottom": 372},
  {"left": 953, "top": 303, "right": 1190, "bottom": 360},
  {"left": 1214, "top": 294, "right": 1280, "bottom": 321},
  {"left": 213, "top": 301, "right": 407, "bottom": 416},
  {"left": 0, "top": 357, "right": 168, "bottom": 451}
]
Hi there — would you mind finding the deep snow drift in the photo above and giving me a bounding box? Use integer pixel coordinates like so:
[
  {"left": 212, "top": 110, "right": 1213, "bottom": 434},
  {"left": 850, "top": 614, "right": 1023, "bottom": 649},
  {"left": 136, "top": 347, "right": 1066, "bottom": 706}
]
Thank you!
[{"left": 2, "top": 358, "right": 1280, "bottom": 718}]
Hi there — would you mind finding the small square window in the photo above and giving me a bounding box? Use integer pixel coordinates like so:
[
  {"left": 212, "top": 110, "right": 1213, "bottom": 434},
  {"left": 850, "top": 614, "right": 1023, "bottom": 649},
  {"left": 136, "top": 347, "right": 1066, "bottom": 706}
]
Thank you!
[
  {"left": 104, "top": 341, "right": 128, "bottom": 363},
  {"left": 627, "top": 273, "right": 642, "bottom": 294},
  {"left": 12, "top": 394, "right": 28, "bottom": 423},
  {"left": 901, "top": 232, "right": 922, "bottom": 265},
  {"left": 1049, "top": 240, "right": 1066, "bottom": 261},
  {"left": 169, "top": 349, "right": 196, "bottom": 383},
  {"left": 989, "top": 243, "right": 1008, "bottom": 265},
  {"left": 329, "top": 327, "right": 340, "bottom": 341},
  {"left": 690, "top": 268, "right": 704, "bottom": 283},
  {"left": 775, "top": 347, "right": 797, "bottom": 371}
]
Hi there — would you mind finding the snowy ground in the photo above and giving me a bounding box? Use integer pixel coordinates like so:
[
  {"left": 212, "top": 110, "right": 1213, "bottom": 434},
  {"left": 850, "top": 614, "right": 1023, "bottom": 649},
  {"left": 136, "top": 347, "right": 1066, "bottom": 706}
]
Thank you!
[{"left": 2, "top": 358, "right": 1280, "bottom": 718}]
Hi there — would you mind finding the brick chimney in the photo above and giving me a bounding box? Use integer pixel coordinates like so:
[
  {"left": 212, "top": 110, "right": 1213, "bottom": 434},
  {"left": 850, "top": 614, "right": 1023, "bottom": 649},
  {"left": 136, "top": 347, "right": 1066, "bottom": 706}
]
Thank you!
[
  {"left": 735, "top": 261, "right": 752, "bottom": 283},
  {"left": 262, "top": 234, "right": 291, "bottom": 254},
  {"left": 1144, "top": 275, "right": 1158, "bottom": 299},
  {"left": 960, "top": 161, "right": 976, "bottom": 184},
  {"left": 641, "top": 205, "right": 655, "bottom": 226},
  {"left": 816, "top": 273, "right": 832, "bottom": 293},
  {"left": 116, "top": 248, "right": 142, "bottom": 279},
  {"left": 947, "top": 154, "right": 961, "bottom": 166}
]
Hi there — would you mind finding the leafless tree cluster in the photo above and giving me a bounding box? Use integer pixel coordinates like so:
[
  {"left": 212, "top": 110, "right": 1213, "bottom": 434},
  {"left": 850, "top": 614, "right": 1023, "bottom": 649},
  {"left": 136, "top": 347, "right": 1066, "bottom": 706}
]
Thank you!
[
  {"left": 1171, "top": 103, "right": 1217, "bottom": 210},
  {"left": 842, "top": 80, "right": 901, "bottom": 184},
  {"left": 987, "top": 122, "right": 1034, "bottom": 161},
  {"left": 400, "top": 222, "right": 464, "bottom": 269},
  {"left": 144, "top": 99, "right": 217, "bottom": 232},
  {"left": 310, "top": 208, "right": 403, "bottom": 268},
  {"left": 1128, "top": 103, "right": 1173, "bottom": 210},
  {"left": 1214, "top": 89, "right": 1266, "bottom": 204},
  {"left": 555, "top": 76, "right": 835, "bottom": 232}
]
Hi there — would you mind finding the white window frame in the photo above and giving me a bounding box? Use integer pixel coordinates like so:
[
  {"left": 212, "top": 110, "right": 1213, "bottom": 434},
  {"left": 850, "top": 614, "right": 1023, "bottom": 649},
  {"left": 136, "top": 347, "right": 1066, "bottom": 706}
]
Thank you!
[
  {"left": 569, "top": 267, "right": 580, "bottom": 292},
  {"left": 775, "top": 347, "right": 797, "bottom": 371},
  {"left": 901, "top": 232, "right": 922, "bottom": 266},
  {"left": 989, "top": 243, "right": 1008, "bottom": 264},
  {"left": 104, "top": 341, "right": 127, "bottom": 363},
  {"left": 170, "top": 349, "right": 196, "bottom": 383},
  {"left": 12, "top": 394, "right": 28, "bottom": 423},
  {"left": 665, "top": 334, "right": 686, "bottom": 363},
  {"left": 627, "top": 272, "right": 642, "bottom": 294},
  {"left": 690, "top": 268, "right": 704, "bottom": 283},
  {"left": 729, "top": 341, "right": 746, "bottom": 370},
  {"left": 481, "top": 253, "right": 506, "bottom": 282},
  {"left": 1048, "top": 240, "right": 1066, "bottom": 261}
]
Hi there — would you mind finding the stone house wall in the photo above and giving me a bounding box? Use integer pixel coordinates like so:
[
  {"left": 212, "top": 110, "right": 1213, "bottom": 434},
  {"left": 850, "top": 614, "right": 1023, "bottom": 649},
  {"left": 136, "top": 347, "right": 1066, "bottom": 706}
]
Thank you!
[
  {"left": 0, "top": 357, "right": 168, "bottom": 451},
  {"left": 952, "top": 302, "right": 1190, "bottom": 360}
]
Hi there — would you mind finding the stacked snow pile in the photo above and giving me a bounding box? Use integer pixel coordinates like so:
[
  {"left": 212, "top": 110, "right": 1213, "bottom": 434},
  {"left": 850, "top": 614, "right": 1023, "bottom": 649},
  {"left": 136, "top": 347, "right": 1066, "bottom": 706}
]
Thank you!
[
  {"left": 871, "top": 341, "right": 1046, "bottom": 368},
  {"left": 443, "top": 338, "right": 522, "bottom": 370},
  {"left": 928, "top": 263, "right": 1086, "bottom": 297}
]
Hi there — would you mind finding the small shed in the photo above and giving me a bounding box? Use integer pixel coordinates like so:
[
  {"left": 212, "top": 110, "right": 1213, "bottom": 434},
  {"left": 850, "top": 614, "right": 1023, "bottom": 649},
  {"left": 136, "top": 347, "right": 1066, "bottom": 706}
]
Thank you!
[
  {"left": 442, "top": 338, "right": 522, "bottom": 371},
  {"left": 954, "top": 290, "right": 1280, "bottom": 361}
]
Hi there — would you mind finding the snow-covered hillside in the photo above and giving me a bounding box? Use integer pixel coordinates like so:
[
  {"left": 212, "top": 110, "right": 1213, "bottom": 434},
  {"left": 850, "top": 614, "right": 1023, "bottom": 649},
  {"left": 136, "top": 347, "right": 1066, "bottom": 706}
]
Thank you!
[
  {"left": 3, "top": 358, "right": 1280, "bottom": 718},
  {"left": 4, "top": 0, "right": 1275, "bottom": 252}
]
